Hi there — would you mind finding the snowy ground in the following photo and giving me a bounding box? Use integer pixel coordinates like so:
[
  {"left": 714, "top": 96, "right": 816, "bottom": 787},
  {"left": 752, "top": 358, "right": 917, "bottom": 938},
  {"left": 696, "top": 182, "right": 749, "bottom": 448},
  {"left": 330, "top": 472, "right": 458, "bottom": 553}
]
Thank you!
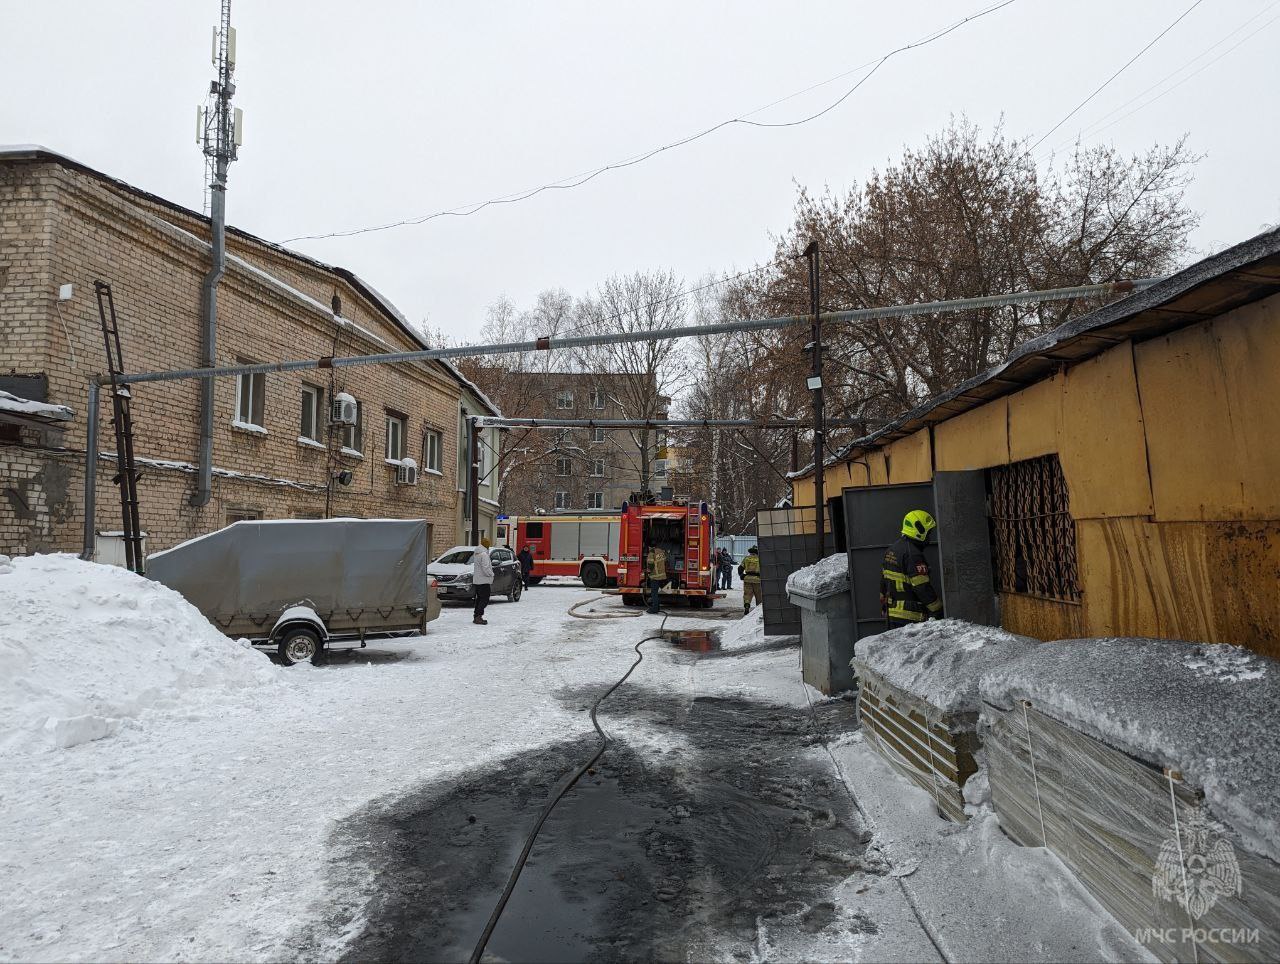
[{"left": 1, "top": 559, "right": 1145, "bottom": 962}]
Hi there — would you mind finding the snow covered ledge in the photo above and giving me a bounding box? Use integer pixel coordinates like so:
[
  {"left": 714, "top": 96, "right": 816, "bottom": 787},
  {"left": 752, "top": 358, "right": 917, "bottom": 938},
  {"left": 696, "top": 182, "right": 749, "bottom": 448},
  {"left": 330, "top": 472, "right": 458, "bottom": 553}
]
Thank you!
[{"left": 851, "top": 620, "right": 1040, "bottom": 823}]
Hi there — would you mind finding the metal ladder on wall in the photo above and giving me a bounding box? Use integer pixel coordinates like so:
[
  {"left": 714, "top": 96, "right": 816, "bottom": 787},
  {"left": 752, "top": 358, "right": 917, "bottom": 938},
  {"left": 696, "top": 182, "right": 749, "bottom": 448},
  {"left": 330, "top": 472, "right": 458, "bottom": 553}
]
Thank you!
[{"left": 94, "top": 281, "right": 145, "bottom": 574}]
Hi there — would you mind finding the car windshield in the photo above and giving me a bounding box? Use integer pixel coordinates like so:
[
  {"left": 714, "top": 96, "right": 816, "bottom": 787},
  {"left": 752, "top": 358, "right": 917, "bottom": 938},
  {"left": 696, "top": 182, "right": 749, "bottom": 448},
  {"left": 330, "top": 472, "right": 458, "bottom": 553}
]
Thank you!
[{"left": 437, "top": 550, "right": 474, "bottom": 565}]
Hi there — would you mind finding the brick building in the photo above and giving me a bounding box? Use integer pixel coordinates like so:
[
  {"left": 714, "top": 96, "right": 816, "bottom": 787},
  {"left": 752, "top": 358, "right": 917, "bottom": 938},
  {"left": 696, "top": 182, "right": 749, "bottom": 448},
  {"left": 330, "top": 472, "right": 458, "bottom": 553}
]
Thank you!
[
  {"left": 0, "top": 145, "right": 496, "bottom": 559},
  {"left": 488, "top": 371, "right": 668, "bottom": 514}
]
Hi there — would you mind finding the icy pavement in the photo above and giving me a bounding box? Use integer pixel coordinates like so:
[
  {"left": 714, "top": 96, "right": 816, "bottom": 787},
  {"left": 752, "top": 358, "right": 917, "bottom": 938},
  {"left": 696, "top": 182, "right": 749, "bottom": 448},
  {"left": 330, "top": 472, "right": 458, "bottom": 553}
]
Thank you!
[{"left": 1, "top": 562, "right": 1145, "bottom": 962}]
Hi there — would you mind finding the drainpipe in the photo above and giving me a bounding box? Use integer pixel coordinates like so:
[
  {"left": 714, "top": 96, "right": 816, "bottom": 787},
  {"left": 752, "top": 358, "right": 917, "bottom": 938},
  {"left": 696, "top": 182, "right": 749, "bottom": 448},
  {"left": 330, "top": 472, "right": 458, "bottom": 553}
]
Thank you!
[
  {"left": 191, "top": 177, "right": 226, "bottom": 508},
  {"left": 191, "top": 12, "right": 236, "bottom": 507}
]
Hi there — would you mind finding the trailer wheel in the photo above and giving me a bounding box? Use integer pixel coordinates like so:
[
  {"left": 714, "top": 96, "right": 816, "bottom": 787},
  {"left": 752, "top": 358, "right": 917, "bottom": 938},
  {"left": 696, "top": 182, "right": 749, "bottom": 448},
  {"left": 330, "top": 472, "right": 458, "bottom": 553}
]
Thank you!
[
  {"left": 277, "top": 626, "right": 322, "bottom": 666},
  {"left": 581, "top": 562, "right": 606, "bottom": 589}
]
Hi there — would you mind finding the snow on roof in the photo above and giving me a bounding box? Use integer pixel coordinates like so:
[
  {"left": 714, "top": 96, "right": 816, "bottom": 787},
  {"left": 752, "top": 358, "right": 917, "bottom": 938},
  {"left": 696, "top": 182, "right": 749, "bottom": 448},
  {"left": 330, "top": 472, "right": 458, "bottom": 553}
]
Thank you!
[
  {"left": 854, "top": 619, "right": 1041, "bottom": 717},
  {"left": 785, "top": 553, "right": 849, "bottom": 598},
  {"left": 979, "top": 636, "right": 1280, "bottom": 864},
  {"left": 0, "top": 390, "right": 73, "bottom": 422}
]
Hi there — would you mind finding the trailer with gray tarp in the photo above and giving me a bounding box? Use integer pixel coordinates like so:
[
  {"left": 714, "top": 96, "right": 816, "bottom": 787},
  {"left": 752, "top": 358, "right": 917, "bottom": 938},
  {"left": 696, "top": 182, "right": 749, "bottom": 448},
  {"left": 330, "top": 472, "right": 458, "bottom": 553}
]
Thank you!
[{"left": 147, "top": 518, "right": 441, "bottom": 664}]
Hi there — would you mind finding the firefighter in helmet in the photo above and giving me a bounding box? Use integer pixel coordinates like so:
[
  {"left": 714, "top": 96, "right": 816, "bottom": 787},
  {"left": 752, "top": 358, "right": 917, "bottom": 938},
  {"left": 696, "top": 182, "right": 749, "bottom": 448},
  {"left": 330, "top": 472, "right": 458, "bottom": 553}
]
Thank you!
[
  {"left": 739, "top": 545, "right": 762, "bottom": 615},
  {"left": 880, "top": 509, "right": 943, "bottom": 628}
]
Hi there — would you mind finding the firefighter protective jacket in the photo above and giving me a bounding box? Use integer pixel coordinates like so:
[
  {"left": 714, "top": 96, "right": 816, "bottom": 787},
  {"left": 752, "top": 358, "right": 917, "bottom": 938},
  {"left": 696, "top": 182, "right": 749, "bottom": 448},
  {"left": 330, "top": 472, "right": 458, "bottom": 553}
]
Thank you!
[
  {"left": 880, "top": 536, "right": 943, "bottom": 623},
  {"left": 645, "top": 547, "right": 668, "bottom": 582},
  {"left": 740, "top": 553, "right": 761, "bottom": 583}
]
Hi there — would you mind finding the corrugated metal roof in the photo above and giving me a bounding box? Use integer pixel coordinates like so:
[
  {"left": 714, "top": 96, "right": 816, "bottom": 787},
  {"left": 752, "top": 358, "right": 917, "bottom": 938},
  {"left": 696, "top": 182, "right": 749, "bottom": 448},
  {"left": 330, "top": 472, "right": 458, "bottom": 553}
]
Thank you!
[{"left": 792, "top": 225, "right": 1280, "bottom": 480}]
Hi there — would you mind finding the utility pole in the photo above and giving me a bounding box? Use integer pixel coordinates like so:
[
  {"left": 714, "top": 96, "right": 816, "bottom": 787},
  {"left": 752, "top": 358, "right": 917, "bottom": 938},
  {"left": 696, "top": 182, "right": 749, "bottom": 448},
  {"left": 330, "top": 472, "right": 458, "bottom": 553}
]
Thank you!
[
  {"left": 469, "top": 418, "right": 482, "bottom": 546},
  {"left": 804, "top": 241, "right": 826, "bottom": 561},
  {"left": 191, "top": 0, "right": 241, "bottom": 507}
]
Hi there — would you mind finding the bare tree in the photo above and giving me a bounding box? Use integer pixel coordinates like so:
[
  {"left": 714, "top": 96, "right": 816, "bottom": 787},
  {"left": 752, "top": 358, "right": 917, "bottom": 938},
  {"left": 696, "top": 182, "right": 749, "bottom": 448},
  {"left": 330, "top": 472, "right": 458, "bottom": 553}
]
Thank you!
[
  {"left": 571, "top": 270, "right": 693, "bottom": 493},
  {"left": 739, "top": 118, "right": 1200, "bottom": 421}
]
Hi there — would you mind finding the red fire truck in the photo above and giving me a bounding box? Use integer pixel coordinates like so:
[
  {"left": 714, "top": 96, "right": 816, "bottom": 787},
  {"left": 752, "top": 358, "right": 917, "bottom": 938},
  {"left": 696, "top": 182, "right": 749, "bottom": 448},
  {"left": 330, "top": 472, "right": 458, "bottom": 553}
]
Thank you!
[
  {"left": 496, "top": 499, "right": 717, "bottom": 606},
  {"left": 497, "top": 511, "right": 621, "bottom": 588},
  {"left": 617, "top": 498, "right": 717, "bottom": 608}
]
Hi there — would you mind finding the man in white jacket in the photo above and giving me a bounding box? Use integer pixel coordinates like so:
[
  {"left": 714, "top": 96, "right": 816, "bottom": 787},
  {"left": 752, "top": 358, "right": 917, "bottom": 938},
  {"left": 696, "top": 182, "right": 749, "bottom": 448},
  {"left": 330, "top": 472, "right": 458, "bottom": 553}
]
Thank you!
[{"left": 471, "top": 545, "right": 495, "bottom": 625}]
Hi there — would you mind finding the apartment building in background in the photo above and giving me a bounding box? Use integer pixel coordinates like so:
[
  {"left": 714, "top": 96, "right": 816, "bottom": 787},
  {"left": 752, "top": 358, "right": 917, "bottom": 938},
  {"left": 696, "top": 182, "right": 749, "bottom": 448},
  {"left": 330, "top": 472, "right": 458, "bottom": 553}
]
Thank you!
[
  {"left": 0, "top": 146, "right": 496, "bottom": 558},
  {"left": 492, "top": 371, "right": 669, "bottom": 514}
]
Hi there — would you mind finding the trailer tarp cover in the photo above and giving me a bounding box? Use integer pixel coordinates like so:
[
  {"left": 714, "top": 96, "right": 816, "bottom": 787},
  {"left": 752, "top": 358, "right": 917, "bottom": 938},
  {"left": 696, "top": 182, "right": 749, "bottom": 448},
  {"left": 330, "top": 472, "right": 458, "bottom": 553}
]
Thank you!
[{"left": 147, "top": 519, "right": 429, "bottom": 619}]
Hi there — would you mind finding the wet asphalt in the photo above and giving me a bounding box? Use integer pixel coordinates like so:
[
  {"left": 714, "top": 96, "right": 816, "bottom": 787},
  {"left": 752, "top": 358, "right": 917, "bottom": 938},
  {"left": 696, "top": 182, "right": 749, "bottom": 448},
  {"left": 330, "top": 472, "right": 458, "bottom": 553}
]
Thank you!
[{"left": 307, "top": 634, "right": 875, "bottom": 963}]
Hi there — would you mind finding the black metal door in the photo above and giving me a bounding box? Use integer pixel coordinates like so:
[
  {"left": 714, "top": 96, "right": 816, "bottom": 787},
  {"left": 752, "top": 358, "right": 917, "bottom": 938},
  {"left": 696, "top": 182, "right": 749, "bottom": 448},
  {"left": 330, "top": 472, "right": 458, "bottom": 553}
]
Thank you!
[{"left": 842, "top": 483, "right": 938, "bottom": 641}]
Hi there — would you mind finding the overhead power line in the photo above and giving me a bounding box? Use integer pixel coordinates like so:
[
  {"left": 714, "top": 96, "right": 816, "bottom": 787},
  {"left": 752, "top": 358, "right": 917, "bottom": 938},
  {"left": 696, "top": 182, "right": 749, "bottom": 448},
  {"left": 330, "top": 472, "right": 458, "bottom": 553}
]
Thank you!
[
  {"left": 280, "top": 0, "right": 1018, "bottom": 244},
  {"left": 1028, "top": 0, "right": 1206, "bottom": 155}
]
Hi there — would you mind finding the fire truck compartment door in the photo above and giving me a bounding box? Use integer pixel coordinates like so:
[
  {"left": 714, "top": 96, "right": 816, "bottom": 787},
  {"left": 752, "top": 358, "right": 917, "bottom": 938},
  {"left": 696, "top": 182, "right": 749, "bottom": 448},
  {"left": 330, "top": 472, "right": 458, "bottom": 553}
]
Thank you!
[
  {"left": 550, "top": 521, "right": 580, "bottom": 559},
  {"left": 579, "top": 520, "right": 611, "bottom": 557}
]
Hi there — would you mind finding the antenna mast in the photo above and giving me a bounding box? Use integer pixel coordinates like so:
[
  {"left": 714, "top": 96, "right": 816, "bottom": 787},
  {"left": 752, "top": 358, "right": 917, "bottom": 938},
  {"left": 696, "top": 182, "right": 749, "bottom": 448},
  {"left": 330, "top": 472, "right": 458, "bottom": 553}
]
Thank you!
[{"left": 199, "top": 0, "right": 239, "bottom": 214}]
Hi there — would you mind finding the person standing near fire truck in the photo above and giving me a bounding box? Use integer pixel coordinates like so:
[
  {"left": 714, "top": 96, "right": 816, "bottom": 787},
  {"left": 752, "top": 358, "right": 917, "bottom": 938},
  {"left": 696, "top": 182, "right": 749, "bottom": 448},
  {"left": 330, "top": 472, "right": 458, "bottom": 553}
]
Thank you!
[
  {"left": 739, "top": 546, "right": 762, "bottom": 614},
  {"left": 644, "top": 545, "right": 668, "bottom": 613}
]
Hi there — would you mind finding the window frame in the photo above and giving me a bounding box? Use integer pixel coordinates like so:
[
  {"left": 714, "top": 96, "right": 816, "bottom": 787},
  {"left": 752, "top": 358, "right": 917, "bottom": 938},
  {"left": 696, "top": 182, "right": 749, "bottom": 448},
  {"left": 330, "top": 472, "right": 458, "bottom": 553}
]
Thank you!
[
  {"left": 554, "top": 490, "right": 570, "bottom": 509},
  {"left": 590, "top": 388, "right": 605, "bottom": 410},
  {"left": 233, "top": 359, "right": 266, "bottom": 430},
  {"left": 590, "top": 458, "right": 605, "bottom": 477},
  {"left": 385, "top": 411, "right": 408, "bottom": 463},
  {"left": 555, "top": 389, "right": 574, "bottom": 410},
  {"left": 555, "top": 456, "right": 572, "bottom": 477},
  {"left": 422, "top": 428, "right": 443, "bottom": 474},
  {"left": 299, "top": 383, "right": 323, "bottom": 443},
  {"left": 587, "top": 491, "right": 604, "bottom": 509},
  {"left": 591, "top": 426, "right": 606, "bottom": 443},
  {"left": 342, "top": 399, "right": 364, "bottom": 454}
]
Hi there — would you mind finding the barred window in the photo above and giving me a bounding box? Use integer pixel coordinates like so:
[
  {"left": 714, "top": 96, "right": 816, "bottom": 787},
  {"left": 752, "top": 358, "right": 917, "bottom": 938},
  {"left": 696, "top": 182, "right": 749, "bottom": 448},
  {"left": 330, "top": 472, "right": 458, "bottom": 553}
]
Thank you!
[{"left": 988, "top": 454, "right": 1080, "bottom": 602}]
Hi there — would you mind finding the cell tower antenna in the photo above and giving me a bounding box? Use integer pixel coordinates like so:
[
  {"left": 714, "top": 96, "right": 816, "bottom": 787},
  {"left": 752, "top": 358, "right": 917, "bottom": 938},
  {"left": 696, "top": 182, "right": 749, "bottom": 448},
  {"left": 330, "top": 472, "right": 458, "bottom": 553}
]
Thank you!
[{"left": 198, "top": 0, "right": 238, "bottom": 215}]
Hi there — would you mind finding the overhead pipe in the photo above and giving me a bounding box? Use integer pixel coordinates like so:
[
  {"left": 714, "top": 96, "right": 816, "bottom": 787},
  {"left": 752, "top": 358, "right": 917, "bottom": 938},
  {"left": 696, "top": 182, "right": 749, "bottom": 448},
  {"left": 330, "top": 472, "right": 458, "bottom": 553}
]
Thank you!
[{"left": 120, "top": 278, "right": 1163, "bottom": 388}]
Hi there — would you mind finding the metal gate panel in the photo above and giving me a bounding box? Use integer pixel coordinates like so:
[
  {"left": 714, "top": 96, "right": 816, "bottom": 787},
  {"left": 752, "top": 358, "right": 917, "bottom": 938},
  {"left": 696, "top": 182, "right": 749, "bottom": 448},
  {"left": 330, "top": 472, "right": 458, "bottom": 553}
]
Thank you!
[
  {"left": 843, "top": 484, "right": 938, "bottom": 642},
  {"left": 755, "top": 506, "right": 832, "bottom": 636},
  {"left": 934, "top": 470, "right": 998, "bottom": 626}
]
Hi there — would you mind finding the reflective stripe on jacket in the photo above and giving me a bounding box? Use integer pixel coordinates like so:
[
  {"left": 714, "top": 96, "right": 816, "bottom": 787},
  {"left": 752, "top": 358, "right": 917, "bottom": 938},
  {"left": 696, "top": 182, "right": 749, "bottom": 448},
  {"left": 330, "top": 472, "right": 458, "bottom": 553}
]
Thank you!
[
  {"left": 880, "top": 536, "right": 941, "bottom": 623},
  {"left": 741, "top": 553, "right": 761, "bottom": 583}
]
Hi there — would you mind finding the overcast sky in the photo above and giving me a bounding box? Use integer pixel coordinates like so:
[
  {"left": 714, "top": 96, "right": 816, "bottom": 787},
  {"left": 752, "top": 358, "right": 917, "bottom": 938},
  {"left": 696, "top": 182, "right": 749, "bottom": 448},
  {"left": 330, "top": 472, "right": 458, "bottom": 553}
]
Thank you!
[{"left": 4, "top": 1, "right": 1278, "bottom": 340}]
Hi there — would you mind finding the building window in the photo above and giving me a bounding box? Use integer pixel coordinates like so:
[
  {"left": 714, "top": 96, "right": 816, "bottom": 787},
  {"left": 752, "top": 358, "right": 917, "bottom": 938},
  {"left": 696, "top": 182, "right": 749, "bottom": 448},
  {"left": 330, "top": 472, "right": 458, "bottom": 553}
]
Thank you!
[
  {"left": 556, "top": 456, "right": 572, "bottom": 477},
  {"left": 226, "top": 507, "right": 263, "bottom": 525},
  {"left": 423, "top": 429, "right": 442, "bottom": 473},
  {"left": 591, "top": 458, "right": 605, "bottom": 476},
  {"left": 234, "top": 360, "right": 265, "bottom": 429},
  {"left": 591, "top": 426, "right": 606, "bottom": 443},
  {"left": 343, "top": 400, "right": 363, "bottom": 454},
  {"left": 556, "top": 389, "right": 574, "bottom": 410},
  {"left": 300, "top": 384, "right": 323, "bottom": 442},
  {"left": 590, "top": 388, "right": 605, "bottom": 409},
  {"left": 385, "top": 412, "right": 407, "bottom": 462},
  {"left": 988, "top": 454, "right": 1081, "bottom": 602},
  {"left": 554, "top": 490, "right": 570, "bottom": 509},
  {"left": 587, "top": 491, "right": 604, "bottom": 509}
]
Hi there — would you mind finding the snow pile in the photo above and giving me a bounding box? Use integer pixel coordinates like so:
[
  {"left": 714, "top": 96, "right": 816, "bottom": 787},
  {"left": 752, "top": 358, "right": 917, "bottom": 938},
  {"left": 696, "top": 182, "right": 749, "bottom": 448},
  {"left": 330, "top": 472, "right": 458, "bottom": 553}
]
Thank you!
[
  {"left": 0, "top": 554, "right": 278, "bottom": 754},
  {"left": 980, "top": 636, "right": 1280, "bottom": 863},
  {"left": 854, "top": 619, "right": 1040, "bottom": 715},
  {"left": 720, "top": 605, "right": 770, "bottom": 650},
  {"left": 785, "top": 553, "right": 849, "bottom": 598}
]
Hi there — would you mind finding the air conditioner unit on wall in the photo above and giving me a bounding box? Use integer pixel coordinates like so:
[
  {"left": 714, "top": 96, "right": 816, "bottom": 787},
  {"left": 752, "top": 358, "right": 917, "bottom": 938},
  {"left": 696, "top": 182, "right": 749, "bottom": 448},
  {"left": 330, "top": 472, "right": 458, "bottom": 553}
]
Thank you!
[
  {"left": 331, "top": 392, "right": 357, "bottom": 425},
  {"left": 396, "top": 458, "right": 418, "bottom": 486}
]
